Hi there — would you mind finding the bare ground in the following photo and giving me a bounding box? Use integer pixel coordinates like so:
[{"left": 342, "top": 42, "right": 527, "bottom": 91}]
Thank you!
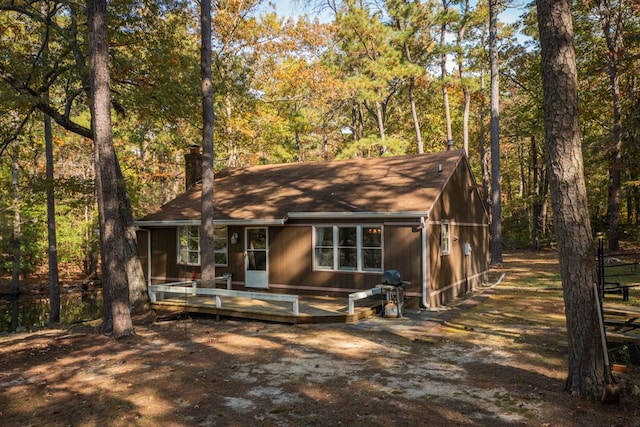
[{"left": 1, "top": 249, "right": 640, "bottom": 426}]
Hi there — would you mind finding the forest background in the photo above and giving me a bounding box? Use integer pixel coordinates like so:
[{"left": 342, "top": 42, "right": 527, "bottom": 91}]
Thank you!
[{"left": 1, "top": 0, "right": 639, "bottom": 281}]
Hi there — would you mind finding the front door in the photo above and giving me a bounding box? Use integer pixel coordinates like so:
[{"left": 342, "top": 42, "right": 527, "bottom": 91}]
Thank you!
[{"left": 245, "top": 227, "right": 268, "bottom": 288}]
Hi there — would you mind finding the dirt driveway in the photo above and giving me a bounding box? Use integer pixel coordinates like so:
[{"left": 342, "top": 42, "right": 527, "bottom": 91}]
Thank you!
[{"left": 1, "top": 250, "right": 639, "bottom": 426}]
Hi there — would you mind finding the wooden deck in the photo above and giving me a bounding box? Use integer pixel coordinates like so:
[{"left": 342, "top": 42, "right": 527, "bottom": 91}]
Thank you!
[
  {"left": 603, "top": 304, "right": 640, "bottom": 344},
  {"left": 151, "top": 294, "right": 381, "bottom": 324}
]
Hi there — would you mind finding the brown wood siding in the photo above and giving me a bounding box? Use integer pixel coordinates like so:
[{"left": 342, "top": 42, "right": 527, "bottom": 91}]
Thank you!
[
  {"left": 428, "top": 222, "right": 489, "bottom": 307},
  {"left": 427, "top": 161, "right": 490, "bottom": 307},
  {"left": 383, "top": 225, "right": 422, "bottom": 296},
  {"left": 225, "top": 225, "right": 245, "bottom": 282},
  {"left": 136, "top": 230, "right": 149, "bottom": 282},
  {"left": 265, "top": 224, "right": 422, "bottom": 297},
  {"left": 146, "top": 226, "right": 242, "bottom": 285},
  {"left": 150, "top": 228, "right": 178, "bottom": 284},
  {"left": 269, "top": 226, "right": 310, "bottom": 286},
  {"left": 429, "top": 160, "right": 489, "bottom": 225}
]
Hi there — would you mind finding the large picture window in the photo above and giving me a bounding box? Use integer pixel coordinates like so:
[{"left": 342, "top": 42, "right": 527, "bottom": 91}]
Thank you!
[
  {"left": 314, "top": 225, "right": 382, "bottom": 272},
  {"left": 178, "top": 225, "right": 228, "bottom": 266}
]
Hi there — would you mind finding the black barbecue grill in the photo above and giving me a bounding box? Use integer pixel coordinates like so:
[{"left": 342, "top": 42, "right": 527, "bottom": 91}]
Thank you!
[
  {"left": 377, "top": 270, "right": 410, "bottom": 318},
  {"left": 381, "top": 269, "right": 402, "bottom": 286}
]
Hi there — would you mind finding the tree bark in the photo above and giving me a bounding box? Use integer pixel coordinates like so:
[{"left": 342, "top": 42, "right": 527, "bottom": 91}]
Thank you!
[
  {"left": 489, "top": 0, "right": 503, "bottom": 265},
  {"left": 88, "top": 0, "right": 133, "bottom": 337},
  {"left": 478, "top": 69, "right": 490, "bottom": 205},
  {"left": 531, "top": 135, "right": 547, "bottom": 248},
  {"left": 42, "top": 0, "right": 60, "bottom": 324},
  {"left": 114, "top": 161, "right": 149, "bottom": 312},
  {"left": 375, "top": 100, "right": 385, "bottom": 141},
  {"left": 11, "top": 139, "right": 21, "bottom": 333},
  {"left": 225, "top": 93, "right": 237, "bottom": 167},
  {"left": 44, "top": 109, "right": 61, "bottom": 323},
  {"left": 440, "top": 0, "right": 453, "bottom": 146},
  {"left": 536, "top": 0, "right": 605, "bottom": 397},
  {"left": 408, "top": 76, "right": 424, "bottom": 154},
  {"left": 457, "top": 0, "right": 470, "bottom": 156},
  {"left": 598, "top": 0, "right": 623, "bottom": 251},
  {"left": 200, "top": 0, "right": 216, "bottom": 288}
]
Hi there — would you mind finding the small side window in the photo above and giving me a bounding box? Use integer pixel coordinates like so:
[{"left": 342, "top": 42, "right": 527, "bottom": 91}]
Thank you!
[{"left": 441, "top": 222, "right": 450, "bottom": 256}]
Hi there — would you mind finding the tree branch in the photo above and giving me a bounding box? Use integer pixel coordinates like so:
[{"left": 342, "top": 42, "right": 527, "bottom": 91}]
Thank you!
[{"left": 1, "top": 67, "right": 92, "bottom": 139}]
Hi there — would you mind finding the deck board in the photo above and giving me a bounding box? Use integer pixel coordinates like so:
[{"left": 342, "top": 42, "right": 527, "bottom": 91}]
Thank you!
[
  {"left": 602, "top": 304, "right": 640, "bottom": 344},
  {"left": 150, "top": 295, "right": 381, "bottom": 324}
]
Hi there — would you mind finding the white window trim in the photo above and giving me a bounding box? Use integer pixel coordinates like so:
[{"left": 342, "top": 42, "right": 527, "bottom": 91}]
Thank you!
[
  {"left": 313, "top": 225, "right": 383, "bottom": 273},
  {"left": 178, "top": 225, "right": 200, "bottom": 266},
  {"left": 177, "top": 225, "right": 229, "bottom": 267},
  {"left": 441, "top": 221, "right": 451, "bottom": 256},
  {"left": 213, "top": 226, "right": 229, "bottom": 267}
]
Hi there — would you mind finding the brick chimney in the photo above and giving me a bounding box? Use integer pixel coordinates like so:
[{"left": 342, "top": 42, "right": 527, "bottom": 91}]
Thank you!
[{"left": 184, "top": 146, "right": 202, "bottom": 190}]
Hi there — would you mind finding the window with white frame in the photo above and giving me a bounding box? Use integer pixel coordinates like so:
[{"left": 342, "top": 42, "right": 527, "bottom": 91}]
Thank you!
[
  {"left": 441, "top": 222, "right": 450, "bottom": 255},
  {"left": 314, "top": 225, "right": 382, "bottom": 272},
  {"left": 338, "top": 227, "right": 357, "bottom": 270},
  {"left": 314, "top": 227, "right": 334, "bottom": 269},
  {"left": 362, "top": 227, "right": 382, "bottom": 270},
  {"left": 178, "top": 226, "right": 200, "bottom": 265},
  {"left": 177, "top": 225, "right": 228, "bottom": 266},
  {"left": 213, "top": 226, "right": 229, "bottom": 265}
]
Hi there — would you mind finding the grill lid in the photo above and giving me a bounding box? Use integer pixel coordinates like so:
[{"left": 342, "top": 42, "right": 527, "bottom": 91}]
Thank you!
[{"left": 381, "top": 269, "right": 402, "bottom": 286}]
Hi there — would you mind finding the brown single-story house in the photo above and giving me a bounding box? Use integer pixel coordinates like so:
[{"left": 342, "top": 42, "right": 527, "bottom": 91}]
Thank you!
[{"left": 135, "top": 149, "right": 490, "bottom": 308}]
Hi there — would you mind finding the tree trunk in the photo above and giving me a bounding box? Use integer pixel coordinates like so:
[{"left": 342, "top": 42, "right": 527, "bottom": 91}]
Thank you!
[
  {"left": 225, "top": 93, "right": 237, "bottom": 167},
  {"left": 536, "top": 0, "right": 605, "bottom": 397},
  {"left": 44, "top": 109, "right": 61, "bottom": 323},
  {"left": 489, "top": 0, "right": 503, "bottom": 265},
  {"left": 295, "top": 128, "right": 303, "bottom": 162},
  {"left": 71, "top": 0, "right": 146, "bottom": 308},
  {"left": 635, "top": 186, "right": 640, "bottom": 225},
  {"left": 401, "top": 38, "right": 424, "bottom": 154},
  {"left": 200, "top": 0, "right": 216, "bottom": 288},
  {"left": 457, "top": 0, "right": 470, "bottom": 156},
  {"left": 534, "top": 156, "right": 550, "bottom": 246},
  {"left": 88, "top": 0, "right": 133, "bottom": 337},
  {"left": 462, "top": 85, "right": 470, "bottom": 156},
  {"left": 540, "top": 180, "right": 549, "bottom": 237},
  {"left": 375, "top": 100, "right": 385, "bottom": 141},
  {"left": 357, "top": 103, "right": 364, "bottom": 141},
  {"left": 598, "top": 0, "right": 623, "bottom": 251},
  {"left": 114, "top": 160, "right": 149, "bottom": 313},
  {"left": 408, "top": 76, "right": 424, "bottom": 154},
  {"left": 531, "top": 135, "right": 543, "bottom": 247},
  {"left": 11, "top": 139, "right": 21, "bottom": 333},
  {"left": 42, "top": 0, "right": 60, "bottom": 324},
  {"left": 440, "top": 0, "right": 453, "bottom": 145},
  {"left": 478, "top": 69, "right": 491, "bottom": 205}
]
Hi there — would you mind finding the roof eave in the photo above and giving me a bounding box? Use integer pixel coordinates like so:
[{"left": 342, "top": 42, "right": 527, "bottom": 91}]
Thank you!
[
  {"left": 134, "top": 218, "right": 287, "bottom": 227},
  {"left": 134, "top": 211, "right": 432, "bottom": 228},
  {"left": 287, "top": 211, "right": 430, "bottom": 220}
]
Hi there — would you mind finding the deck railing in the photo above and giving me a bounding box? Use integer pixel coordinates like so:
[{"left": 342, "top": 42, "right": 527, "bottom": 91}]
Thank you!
[
  {"left": 348, "top": 287, "right": 383, "bottom": 315},
  {"left": 148, "top": 275, "right": 299, "bottom": 316}
]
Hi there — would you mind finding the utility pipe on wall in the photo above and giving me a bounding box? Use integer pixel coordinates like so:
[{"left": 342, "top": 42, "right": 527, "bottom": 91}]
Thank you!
[{"left": 421, "top": 216, "right": 430, "bottom": 309}]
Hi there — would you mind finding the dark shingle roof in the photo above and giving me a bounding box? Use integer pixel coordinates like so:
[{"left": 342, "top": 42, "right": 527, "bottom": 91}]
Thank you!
[{"left": 138, "top": 150, "right": 466, "bottom": 223}]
